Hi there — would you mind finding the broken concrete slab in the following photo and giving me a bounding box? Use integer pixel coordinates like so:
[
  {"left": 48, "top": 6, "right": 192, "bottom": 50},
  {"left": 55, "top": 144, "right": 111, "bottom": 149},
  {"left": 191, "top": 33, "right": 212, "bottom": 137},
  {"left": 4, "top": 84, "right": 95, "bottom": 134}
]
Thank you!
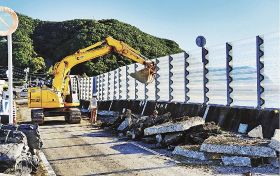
[
  {"left": 200, "top": 135, "right": 277, "bottom": 157},
  {"left": 269, "top": 129, "right": 280, "bottom": 152},
  {"left": 173, "top": 145, "right": 207, "bottom": 161},
  {"left": 248, "top": 125, "right": 263, "bottom": 139},
  {"left": 117, "top": 118, "right": 129, "bottom": 131},
  {"left": 97, "top": 110, "right": 119, "bottom": 117},
  {"left": 222, "top": 156, "right": 251, "bottom": 167},
  {"left": 183, "top": 122, "right": 221, "bottom": 145},
  {"left": 97, "top": 111, "right": 120, "bottom": 127},
  {"left": 0, "top": 129, "right": 27, "bottom": 145},
  {"left": 144, "top": 116, "right": 205, "bottom": 136},
  {"left": 0, "top": 125, "right": 40, "bottom": 175},
  {"left": 155, "top": 134, "right": 163, "bottom": 143},
  {"left": 163, "top": 132, "right": 183, "bottom": 146},
  {"left": 1, "top": 124, "right": 43, "bottom": 151},
  {"left": 142, "top": 136, "right": 156, "bottom": 144},
  {"left": 0, "top": 143, "right": 25, "bottom": 161}
]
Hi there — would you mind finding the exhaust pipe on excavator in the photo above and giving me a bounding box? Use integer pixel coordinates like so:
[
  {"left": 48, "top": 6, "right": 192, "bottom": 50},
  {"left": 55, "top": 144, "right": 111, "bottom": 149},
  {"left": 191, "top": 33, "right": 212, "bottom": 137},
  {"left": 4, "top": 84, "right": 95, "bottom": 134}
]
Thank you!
[{"left": 130, "top": 61, "right": 155, "bottom": 84}]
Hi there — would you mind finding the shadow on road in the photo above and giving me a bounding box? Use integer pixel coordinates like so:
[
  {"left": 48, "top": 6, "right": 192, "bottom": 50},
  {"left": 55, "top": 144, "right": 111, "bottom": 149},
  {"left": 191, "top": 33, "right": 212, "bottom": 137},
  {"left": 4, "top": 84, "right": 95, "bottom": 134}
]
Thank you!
[
  {"left": 84, "top": 165, "right": 176, "bottom": 176},
  {"left": 111, "top": 143, "right": 154, "bottom": 155},
  {"left": 42, "top": 120, "right": 68, "bottom": 126},
  {"left": 42, "top": 141, "right": 120, "bottom": 149},
  {"left": 75, "top": 131, "right": 112, "bottom": 138},
  {"left": 48, "top": 153, "right": 121, "bottom": 163}
]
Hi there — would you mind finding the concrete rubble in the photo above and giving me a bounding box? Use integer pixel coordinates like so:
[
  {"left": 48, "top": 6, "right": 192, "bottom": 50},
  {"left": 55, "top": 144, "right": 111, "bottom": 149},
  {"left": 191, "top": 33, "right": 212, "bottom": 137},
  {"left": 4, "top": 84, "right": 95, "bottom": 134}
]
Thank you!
[
  {"left": 248, "top": 125, "right": 263, "bottom": 139},
  {"left": 200, "top": 134, "right": 276, "bottom": 157},
  {"left": 269, "top": 129, "right": 280, "bottom": 152},
  {"left": 1, "top": 124, "right": 43, "bottom": 152},
  {"left": 221, "top": 156, "right": 251, "bottom": 167},
  {"left": 144, "top": 116, "right": 205, "bottom": 136},
  {"left": 0, "top": 124, "right": 42, "bottom": 175},
  {"left": 97, "top": 111, "right": 120, "bottom": 127},
  {"left": 173, "top": 145, "right": 207, "bottom": 161},
  {"left": 183, "top": 122, "right": 222, "bottom": 145},
  {"left": 97, "top": 109, "right": 279, "bottom": 169},
  {"left": 173, "top": 134, "right": 279, "bottom": 168}
]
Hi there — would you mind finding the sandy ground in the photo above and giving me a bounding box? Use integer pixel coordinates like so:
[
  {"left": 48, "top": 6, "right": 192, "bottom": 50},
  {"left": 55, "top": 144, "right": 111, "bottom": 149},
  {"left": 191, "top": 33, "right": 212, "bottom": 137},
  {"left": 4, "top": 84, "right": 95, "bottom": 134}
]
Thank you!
[{"left": 16, "top": 99, "right": 279, "bottom": 176}]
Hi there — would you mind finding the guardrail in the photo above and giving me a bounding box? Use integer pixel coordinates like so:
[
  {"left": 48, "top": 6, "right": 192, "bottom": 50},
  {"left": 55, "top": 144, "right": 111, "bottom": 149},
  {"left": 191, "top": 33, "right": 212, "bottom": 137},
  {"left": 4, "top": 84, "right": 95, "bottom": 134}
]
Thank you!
[{"left": 94, "top": 32, "right": 279, "bottom": 110}]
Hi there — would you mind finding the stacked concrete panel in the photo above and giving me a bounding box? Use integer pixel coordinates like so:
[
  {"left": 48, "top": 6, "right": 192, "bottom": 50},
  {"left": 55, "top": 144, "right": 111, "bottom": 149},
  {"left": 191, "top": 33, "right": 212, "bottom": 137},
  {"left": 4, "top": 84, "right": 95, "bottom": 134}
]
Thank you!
[{"left": 79, "top": 77, "right": 94, "bottom": 101}]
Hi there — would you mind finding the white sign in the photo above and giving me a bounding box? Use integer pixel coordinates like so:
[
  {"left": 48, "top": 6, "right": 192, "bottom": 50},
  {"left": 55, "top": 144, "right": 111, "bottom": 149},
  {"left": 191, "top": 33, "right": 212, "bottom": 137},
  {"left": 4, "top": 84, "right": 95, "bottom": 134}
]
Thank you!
[{"left": 0, "top": 6, "right": 18, "bottom": 36}]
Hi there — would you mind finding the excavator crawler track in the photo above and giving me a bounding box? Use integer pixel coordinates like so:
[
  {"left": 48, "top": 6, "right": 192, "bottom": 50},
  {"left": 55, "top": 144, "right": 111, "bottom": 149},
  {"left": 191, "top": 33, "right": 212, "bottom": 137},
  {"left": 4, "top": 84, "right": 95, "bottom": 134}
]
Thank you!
[
  {"left": 65, "top": 108, "right": 81, "bottom": 124},
  {"left": 31, "top": 109, "right": 44, "bottom": 125}
]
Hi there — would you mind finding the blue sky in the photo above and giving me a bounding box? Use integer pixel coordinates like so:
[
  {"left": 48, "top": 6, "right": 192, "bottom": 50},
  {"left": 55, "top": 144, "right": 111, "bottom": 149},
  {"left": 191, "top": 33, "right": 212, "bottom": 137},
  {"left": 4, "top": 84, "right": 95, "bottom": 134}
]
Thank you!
[{"left": 0, "top": 0, "right": 279, "bottom": 50}]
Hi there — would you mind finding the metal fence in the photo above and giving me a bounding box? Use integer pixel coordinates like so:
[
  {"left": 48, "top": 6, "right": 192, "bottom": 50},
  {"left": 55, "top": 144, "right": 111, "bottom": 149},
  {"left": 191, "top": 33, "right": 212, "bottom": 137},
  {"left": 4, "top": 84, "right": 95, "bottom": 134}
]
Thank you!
[{"left": 95, "top": 32, "right": 280, "bottom": 109}]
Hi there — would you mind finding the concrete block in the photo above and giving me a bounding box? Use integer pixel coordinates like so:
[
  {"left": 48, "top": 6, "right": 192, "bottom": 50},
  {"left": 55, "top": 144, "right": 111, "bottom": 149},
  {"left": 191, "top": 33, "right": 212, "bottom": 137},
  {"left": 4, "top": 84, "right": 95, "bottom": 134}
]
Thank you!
[
  {"left": 163, "top": 132, "right": 183, "bottom": 146},
  {"left": 248, "top": 125, "right": 263, "bottom": 138},
  {"left": 238, "top": 123, "right": 248, "bottom": 134},
  {"left": 0, "top": 143, "right": 25, "bottom": 160},
  {"left": 173, "top": 145, "right": 207, "bottom": 161},
  {"left": 155, "top": 134, "right": 163, "bottom": 143},
  {"left": 97, "top": 110, "right": 119, "bottom": 117},
  {"left": 144, "top": 116, "right": 204, "bottom": 136},
  {"left": 200, "top": 135, "right": 277, "bottom": 157},
  {"left": 269, "top": 129, "right": 280, "bottom": 152},
  {"left": 117, "top": 118, "right": 129, "bottom": 131},
  {"left": 222, "top": 156, "right": 251, "bottom": 167}
]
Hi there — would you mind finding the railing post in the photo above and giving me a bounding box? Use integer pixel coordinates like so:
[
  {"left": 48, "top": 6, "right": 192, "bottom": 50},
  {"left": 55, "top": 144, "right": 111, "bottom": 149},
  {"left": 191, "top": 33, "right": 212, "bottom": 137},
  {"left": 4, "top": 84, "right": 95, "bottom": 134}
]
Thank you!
[
  {"left": 107, "top": 72, "right": 110, "bottom": 100},
  {"left": 96, "top": 76, "right": 99, "bottom": 100},
  {"left": 99, "top": 75, "right": 102, "bottom": 100},
  {"left": 126, "top": 65, "right": 129, "bottom": 100},
  {"left": 202, "top": 47, "right": 209, "bottom": 104},
  {"left": 113, "top": 70, "right": 115, "bottom": 100},
  {"left": 155, "top": 58, "right": 160, "bottom": 101},
  {"left": 135, "top": 64, "right": 138, "bottom": 100},
  {"left": 184, "top": 52, "right": 190, "bottom": 103},
  {"left": 102, "top": 74, "right": 105, "bottom": 101},
  {"left": 118, "top": 67, "right": 122, "bottom": 99},
  {"left": 196, "top": 36, "right": 208, "bottom": 104},
  {"left": 92, "top": 76, "right": 97, "bottom": 94},
  {"left": 169, "top": 55, "right": 174, "bottom": 102},
  {"left": 226, "top": 43, "right": 233, "bottom": 106},
  {"left": 256, "top": 36, "right": 265, "bottom": 109}
]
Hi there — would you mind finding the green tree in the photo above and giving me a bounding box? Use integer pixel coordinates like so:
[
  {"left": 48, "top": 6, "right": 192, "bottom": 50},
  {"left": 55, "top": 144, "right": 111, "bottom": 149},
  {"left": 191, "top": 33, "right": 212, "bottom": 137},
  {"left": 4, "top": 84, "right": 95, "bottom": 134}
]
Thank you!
[
  {"left": 47, "top": 65, "right": 53, "bottom": 75},
  {"left": 30, "top": 57, "right": 46, "bottom": 73},
  {"left": 0, "top": 14, "right": 182, "bottom": 77}
]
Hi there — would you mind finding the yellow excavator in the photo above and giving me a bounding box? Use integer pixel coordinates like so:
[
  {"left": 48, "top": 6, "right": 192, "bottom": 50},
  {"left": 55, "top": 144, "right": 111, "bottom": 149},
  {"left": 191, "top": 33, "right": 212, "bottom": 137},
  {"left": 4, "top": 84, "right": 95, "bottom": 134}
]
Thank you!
[{"left": 28, "top": 36, "right": 155, "bottom": 124}]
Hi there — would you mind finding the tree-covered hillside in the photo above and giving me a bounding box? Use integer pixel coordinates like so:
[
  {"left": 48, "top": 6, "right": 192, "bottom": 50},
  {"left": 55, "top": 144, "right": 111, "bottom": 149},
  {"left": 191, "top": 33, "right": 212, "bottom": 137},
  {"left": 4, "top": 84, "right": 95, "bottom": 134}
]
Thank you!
[{"left": 0, "top": 14, "right": 182, "bottom": 76}]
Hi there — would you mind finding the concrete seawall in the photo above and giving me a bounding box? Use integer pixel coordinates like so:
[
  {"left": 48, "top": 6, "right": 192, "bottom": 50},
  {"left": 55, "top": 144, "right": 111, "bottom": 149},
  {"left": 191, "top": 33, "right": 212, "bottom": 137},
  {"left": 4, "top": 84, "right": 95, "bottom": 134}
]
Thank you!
[{"left": 95, "top": 100, "right": 279, "bottom": 138}]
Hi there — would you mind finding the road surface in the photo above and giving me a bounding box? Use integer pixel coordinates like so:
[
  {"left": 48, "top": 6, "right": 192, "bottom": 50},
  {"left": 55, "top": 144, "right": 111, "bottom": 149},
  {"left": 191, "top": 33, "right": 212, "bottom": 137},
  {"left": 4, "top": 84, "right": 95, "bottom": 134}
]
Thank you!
[{"left": 39, "top": 120, "right": 214, "bottom": 176}]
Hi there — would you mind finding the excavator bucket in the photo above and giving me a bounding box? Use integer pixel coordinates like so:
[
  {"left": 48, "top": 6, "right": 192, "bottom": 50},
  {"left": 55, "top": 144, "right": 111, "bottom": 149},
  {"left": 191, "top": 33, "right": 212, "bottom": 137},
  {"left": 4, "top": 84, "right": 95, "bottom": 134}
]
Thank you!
[{"left": 130, "top": 68, "right": 155, "bottom": 84}]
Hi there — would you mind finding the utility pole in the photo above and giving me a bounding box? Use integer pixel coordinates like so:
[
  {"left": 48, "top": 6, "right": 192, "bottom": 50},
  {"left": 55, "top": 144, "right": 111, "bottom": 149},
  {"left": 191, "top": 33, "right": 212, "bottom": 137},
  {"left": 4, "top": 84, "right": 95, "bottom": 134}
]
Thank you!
[
  {"left": 0, "top": 6, "right": 18, "bottom": 124},
  {"left": 24, "top": 68, "right": 30, "bottom": 88},
  {"left": 7, "top": 34, "right": 13, "bottom": 123}
]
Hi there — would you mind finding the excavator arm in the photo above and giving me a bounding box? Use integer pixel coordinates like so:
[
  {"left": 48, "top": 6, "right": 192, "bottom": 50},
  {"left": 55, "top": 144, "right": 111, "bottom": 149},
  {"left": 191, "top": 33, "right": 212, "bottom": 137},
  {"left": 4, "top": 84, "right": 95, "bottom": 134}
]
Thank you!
[{"left": 52, "top": 36, "right": 155, "bottom": 93}]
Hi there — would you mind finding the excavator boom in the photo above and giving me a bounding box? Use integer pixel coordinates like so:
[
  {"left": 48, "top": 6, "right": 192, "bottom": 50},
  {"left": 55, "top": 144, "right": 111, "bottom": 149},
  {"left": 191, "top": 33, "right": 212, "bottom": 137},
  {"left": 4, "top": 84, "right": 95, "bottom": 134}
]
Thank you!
[
  {"left": 28, "top": 36, "right": 155, "bottom": 112},
  {"left": 28, "top": 36, "right": 155, "bottom": 125},
  {"left": 52, "top": 36, "right": 155, "bottom": 93}
]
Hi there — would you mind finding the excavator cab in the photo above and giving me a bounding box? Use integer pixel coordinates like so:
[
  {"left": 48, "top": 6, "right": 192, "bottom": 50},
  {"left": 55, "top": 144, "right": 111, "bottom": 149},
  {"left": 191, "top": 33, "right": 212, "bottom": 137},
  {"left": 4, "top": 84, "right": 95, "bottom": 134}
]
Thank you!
[{"left": 64, "top": 75, "right": 80, "bottom": 107}]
